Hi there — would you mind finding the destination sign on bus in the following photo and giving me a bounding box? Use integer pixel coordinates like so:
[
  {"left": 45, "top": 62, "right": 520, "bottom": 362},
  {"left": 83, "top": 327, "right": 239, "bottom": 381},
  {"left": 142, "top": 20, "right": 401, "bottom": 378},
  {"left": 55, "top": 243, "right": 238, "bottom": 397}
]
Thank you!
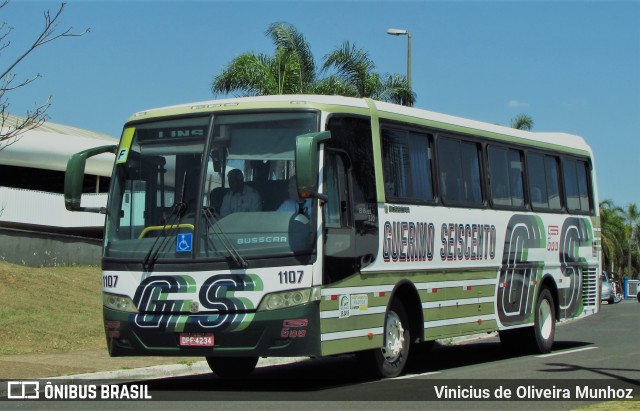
[{"left": 137, "top": 126, "right": 207, "bottom": 141}]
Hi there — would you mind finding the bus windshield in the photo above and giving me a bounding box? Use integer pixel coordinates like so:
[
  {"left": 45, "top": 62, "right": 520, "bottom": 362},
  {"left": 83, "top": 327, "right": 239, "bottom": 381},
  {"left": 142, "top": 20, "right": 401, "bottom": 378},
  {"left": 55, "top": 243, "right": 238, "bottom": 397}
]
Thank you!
[{"left": 104, "top": 111, "right": 319, "bottom": 264}]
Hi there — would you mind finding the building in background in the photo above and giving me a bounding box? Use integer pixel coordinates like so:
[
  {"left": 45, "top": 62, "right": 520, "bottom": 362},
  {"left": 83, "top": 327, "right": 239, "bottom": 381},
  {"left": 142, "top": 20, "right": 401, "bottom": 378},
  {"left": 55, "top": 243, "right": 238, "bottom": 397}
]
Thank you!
[{"left": 0, "top": 116, "right": 116, "bottom": 265}]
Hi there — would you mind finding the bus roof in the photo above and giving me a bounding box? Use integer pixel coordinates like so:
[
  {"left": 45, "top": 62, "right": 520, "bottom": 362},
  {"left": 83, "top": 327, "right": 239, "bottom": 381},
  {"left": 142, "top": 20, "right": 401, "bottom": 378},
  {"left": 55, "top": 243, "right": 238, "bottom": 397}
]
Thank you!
[{"left": 128, "top": 94, "right": 591, "bottom": 155}]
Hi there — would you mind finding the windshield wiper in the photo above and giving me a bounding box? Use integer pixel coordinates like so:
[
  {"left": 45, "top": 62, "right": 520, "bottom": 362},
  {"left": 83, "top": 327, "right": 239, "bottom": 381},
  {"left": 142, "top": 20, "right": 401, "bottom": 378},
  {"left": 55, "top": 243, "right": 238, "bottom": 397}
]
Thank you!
[
  {"left": 201, "top": 207, "right": 249, "bottom": 269},
  {"left": 142, "top": 201, "right": 186, "bottom": 271},
  {"left": 143, "top": 171, "right": 189, "bottom": 271}
]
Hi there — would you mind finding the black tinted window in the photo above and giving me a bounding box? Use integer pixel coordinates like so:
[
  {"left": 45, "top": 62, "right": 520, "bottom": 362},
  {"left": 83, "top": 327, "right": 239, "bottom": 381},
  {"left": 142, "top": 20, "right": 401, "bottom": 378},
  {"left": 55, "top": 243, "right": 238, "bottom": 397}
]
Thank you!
[
  {"left": 437, "top": 136, "right": 482, "bottom": 205},
  {"left": 527, "top": 152, "right": 562, "bottom": 211},
  {"left": 488, "top": 146, "right": 524, "bottom": 208},
  {"left": 382, "top": 126, "right": 434, "bottom": 202},
  {"left": 563, "top": 158, "right": 592, "bottom": 212}
]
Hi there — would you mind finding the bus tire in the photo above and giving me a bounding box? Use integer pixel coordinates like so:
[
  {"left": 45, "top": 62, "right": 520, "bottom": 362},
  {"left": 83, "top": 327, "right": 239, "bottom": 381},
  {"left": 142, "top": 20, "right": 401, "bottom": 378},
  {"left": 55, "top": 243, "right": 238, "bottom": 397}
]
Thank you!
[
  {"left": 206, "top": 356, "right": 258, "bottom": 379},
  {"left": 499, "top": 288, "right": 556, "bottom": 354},
  {"left": 357, "top": 298, "right": 410, "bottom": 378},
  {"left": 532, "top": 287, "right": 555, "bottom": 353}
]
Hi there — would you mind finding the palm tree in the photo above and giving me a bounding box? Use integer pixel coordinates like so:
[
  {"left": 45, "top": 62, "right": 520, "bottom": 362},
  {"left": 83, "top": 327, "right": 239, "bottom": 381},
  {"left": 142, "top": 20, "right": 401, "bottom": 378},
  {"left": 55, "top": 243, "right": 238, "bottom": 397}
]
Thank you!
[
  {"left": 321, "top": 41, "right": 416, "bottom": 105},
  {"left": 378, "top": 73, "right": 415, "bottom": 106},
  {"left": 211, "top": 22, "right": 316, "bottom": 96},
  {"left": 266, "top": 22, "right": 316, "bottom": 91},
  {"left": 621, "top": 203, "right": 640, "bottom": 278},
  {"left": 309, "top": 75, "right": 358, "bottom": 97},
  {"left": 599, "top": 200, "right": 625, "bottom": 272},
  {"left": 211, "top": 24, "right": 416, "bottom": 106},
  {"left": 511, "top": 114, "right": 534, "bottom": 130}
]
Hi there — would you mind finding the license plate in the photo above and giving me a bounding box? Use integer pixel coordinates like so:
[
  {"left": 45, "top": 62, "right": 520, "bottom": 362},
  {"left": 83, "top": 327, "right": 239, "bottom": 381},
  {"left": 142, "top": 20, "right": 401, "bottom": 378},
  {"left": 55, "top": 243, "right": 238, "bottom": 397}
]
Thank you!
[{"left": 179, "top": 333, "right": 214, "bottom": 347}]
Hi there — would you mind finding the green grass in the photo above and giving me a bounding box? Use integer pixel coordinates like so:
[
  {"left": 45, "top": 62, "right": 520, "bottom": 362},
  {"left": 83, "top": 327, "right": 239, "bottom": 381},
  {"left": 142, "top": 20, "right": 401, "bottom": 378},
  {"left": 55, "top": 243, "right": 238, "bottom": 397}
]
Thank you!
[
  {"left": 0, "top": 261, "right": 104, "bottom": 355},
  {"left": 578, "top": 400, "right": 640, "bottom": 410}
]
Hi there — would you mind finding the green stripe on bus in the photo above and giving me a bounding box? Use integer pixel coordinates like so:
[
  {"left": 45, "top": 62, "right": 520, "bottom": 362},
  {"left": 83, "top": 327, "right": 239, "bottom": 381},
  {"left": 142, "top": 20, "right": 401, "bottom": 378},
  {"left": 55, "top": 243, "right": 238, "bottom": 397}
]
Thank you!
[
  {"left": 422, "top": 303, "right": 495, "bottom": 321},
  {"left": 324, "top": 269, "right": 499, "bottom": 288},
  {"left": 321, "top": 313, "right": 386, "bottom": 334},
  {"left": 321, "top": 335, "right": 383, "bottom": 356},
  {"left": 417, "top": 284, "right": 496, "bottom": 301}
]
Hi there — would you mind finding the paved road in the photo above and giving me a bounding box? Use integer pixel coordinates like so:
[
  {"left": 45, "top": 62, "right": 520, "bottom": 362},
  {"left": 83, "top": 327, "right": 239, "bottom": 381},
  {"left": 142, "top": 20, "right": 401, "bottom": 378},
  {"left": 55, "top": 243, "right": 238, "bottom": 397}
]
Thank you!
[{"left": 4, "top": 300, "right": 640, "bottom": 410}]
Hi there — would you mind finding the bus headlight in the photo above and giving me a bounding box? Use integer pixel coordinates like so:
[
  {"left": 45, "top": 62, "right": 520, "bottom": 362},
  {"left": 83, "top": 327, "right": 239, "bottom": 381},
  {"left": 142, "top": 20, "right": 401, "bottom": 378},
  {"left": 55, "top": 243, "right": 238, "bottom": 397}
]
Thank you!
[
  {"left": 258, "top": 287, "right": 321, "bottom": 311},
  {"left": 103, "top": 292, "right": 138, "bottom": 313}
]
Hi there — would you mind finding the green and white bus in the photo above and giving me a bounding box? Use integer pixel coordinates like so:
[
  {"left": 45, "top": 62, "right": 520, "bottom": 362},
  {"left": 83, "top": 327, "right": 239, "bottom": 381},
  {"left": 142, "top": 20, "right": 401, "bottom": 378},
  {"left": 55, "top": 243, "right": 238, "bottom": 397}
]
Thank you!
[{"left": 65, "top": 95, "right": 600, "bottom": 378}]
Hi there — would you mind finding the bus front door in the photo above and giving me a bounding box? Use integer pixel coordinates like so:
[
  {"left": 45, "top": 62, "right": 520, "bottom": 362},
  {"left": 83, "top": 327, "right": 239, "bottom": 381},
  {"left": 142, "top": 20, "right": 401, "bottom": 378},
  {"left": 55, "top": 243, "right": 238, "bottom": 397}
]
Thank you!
[{"left": 323, "top": 150, "right": 357, "bottom": 285}]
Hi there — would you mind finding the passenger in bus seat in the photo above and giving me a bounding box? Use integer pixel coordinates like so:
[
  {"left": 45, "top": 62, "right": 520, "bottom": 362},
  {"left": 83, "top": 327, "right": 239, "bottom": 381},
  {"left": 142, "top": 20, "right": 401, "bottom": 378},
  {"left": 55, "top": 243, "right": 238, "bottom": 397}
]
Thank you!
[
  {"left": 219, "top": 169, "right": 262, "bottom": 216},
  {"left": 209, "top": 187, "right": 227, "bottom": 214}
]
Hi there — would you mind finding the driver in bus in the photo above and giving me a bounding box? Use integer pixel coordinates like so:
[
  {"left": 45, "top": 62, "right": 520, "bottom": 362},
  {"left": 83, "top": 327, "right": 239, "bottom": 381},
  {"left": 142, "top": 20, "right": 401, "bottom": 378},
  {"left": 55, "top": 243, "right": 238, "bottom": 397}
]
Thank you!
[
  {"left": 219, "top": 169, "right": 262, "bottom": 216},
  {"left": 277, "top": 176, "right": 311, "bottom": 215}
]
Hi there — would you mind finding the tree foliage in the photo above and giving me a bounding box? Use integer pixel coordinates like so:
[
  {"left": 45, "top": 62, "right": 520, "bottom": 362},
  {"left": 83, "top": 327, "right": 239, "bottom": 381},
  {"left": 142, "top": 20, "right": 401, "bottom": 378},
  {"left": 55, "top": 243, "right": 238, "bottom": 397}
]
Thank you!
[
  {"left": 600, "top": 199, "right": 640, "bottom": 279},
  {"left": 211, "top": 22, "right": 415, "bottom": 105},
  {"left": 211, "top": 22, "right": 316, "bottom": 96},
  {"left": 621, "top": 203, "right": 640, "bottom": 278},
  {"left": 511, "top": 113, "right": 534, "bottom": 131},
  {"left": 0, "top": 1, "right": 88, "bottom": 151},
  {"left": 600, "top": 200, "right": 625, "bottom": 272},
  {"left": 321, "top": 41, "right": 415, "bottom": 105}
]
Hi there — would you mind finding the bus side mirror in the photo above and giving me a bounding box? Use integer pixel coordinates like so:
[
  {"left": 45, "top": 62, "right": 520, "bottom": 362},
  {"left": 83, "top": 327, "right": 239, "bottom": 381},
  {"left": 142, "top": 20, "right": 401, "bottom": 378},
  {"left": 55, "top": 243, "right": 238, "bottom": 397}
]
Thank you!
[
  {"left": 295, "top": 131, "right": 331, "bottom": 200},
  {"left": 64, "top": 145, "right": 117, "bottom": 213}
]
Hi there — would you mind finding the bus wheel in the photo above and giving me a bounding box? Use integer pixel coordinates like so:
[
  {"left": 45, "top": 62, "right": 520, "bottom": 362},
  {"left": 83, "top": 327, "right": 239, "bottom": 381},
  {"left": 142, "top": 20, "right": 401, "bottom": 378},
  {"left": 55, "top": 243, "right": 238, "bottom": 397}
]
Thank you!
[
  {"left": 499, "top": 288, "right": 556, "bottom": 354},
  {"left": 357, "top": 299, "right": 410, "bottom": 378},
  {"left": 206, "top": 356, "right": 258, "bottom": 379},
  {"left": 532, "top": 288, "right": 555, "bottom": 353}
]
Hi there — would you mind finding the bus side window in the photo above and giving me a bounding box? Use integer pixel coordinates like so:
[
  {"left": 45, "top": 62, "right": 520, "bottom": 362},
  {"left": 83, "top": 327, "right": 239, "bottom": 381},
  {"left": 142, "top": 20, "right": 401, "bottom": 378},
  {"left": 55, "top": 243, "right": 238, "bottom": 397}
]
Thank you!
[
  {"left": 437, "top": 136, "right": 483, "bottom": 206},
  {"left": 562, "top": 158, "right": 592, "bottom": 213},
  {"left": 545, "top": 156, "right": 561, "bottom": 210},
  {"left": 488, "top": 146, "right": 525, "bottom": 208},
  {"left": 527, "top": 152, "right": 562, "bottom": 211},
  {"left": 381, "top": 126, "right": 434, "bottom": 202},
  {"left": 461, "top": 141, "right": 482, "bottom": 203}
]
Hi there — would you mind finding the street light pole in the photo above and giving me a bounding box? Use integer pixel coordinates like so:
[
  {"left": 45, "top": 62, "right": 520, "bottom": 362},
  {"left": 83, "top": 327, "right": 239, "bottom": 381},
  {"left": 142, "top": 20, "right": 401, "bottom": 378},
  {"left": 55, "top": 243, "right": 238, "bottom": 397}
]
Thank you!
[{"left": 387, "top": 28, "right": 412, "bottom": 91}]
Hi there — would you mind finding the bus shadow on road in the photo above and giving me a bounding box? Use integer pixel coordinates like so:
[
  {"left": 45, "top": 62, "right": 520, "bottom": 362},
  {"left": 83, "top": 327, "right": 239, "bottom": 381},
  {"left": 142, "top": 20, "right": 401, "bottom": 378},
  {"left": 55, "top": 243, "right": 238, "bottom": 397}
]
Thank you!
[{"left": 144, "top": 338, "right": 599, "bottom": 396}]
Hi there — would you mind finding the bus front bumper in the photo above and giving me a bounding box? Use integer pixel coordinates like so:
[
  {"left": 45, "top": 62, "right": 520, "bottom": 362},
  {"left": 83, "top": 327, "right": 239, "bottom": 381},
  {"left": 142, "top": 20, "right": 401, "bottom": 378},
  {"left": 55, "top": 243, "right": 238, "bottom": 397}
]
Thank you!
[{"left": 103, "top": 302, "right": 321, "bottom": 358}]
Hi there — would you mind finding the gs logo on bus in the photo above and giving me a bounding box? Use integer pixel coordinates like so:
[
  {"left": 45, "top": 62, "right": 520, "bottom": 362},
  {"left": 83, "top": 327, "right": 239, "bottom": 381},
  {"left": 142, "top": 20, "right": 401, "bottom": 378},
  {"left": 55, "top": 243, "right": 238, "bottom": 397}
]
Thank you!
[
  {"left": 131, "top": 273, "right": 264, "bottom": 333},
  {"left": 497, "top": 215, "right": 592, "bottom": 326}
]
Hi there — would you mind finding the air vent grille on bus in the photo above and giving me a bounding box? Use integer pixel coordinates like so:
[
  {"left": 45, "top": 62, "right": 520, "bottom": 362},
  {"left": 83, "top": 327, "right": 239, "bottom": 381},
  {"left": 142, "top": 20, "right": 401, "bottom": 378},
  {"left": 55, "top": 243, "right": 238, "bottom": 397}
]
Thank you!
[{"left": 582, "top": 266, "right": 598, "bottom": 307}]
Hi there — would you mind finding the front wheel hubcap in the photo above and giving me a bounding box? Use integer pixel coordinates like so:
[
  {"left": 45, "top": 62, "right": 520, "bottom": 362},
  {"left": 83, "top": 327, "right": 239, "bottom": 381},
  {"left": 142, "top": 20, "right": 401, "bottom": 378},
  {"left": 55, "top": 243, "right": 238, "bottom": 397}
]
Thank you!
[
  {"left": 381, "top": 311, "right": 405, "bottom": 362},
  {"left": 539, "top": 298, "right": 553, "bottom": 340}
]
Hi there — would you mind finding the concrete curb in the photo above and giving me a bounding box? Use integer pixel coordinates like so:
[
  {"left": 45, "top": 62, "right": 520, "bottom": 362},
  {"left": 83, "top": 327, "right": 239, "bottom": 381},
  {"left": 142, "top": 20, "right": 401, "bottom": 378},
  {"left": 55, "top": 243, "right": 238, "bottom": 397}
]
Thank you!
[{"left": 48, "top": 357, "right": 312, "bottom": 381}]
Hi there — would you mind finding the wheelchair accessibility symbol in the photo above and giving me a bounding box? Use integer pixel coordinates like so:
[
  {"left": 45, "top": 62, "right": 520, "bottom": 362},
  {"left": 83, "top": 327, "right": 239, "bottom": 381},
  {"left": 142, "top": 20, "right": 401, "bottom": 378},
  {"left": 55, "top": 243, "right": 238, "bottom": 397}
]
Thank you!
[{"left": 176, "top": 233, "right": 193, "bottom": 252}]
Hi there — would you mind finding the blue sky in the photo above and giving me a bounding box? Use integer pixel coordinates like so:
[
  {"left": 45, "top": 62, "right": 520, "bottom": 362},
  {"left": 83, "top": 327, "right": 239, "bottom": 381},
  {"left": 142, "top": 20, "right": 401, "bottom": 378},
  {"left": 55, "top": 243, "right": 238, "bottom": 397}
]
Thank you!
[{"left": 3, "top": 0, "right": 639, "bottom": 207}]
